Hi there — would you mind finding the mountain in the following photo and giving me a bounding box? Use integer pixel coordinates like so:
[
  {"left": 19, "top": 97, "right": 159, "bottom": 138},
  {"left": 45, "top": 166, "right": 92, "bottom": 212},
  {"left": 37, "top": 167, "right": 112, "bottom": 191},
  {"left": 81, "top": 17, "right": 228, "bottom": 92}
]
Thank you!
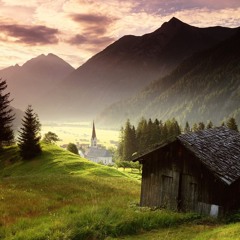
[
  {"left": 11, "top": 107, "right": 24, "bottom": 130},
  {"left": 0, "top": 53, "right": 75, "bottom": 111},
  {"left": 97, "top": 30, "right": 240, "bottom": 128},
  {"left": 42, "top": 17, "right": 239, "bottom": 120}
]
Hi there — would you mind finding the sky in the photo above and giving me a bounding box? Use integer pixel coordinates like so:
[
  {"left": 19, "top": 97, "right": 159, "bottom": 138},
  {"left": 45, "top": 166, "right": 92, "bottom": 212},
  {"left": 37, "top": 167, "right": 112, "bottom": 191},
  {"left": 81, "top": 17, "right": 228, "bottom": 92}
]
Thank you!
[{"left": 0, "top": 0, "right": 239, "bottom": 69}]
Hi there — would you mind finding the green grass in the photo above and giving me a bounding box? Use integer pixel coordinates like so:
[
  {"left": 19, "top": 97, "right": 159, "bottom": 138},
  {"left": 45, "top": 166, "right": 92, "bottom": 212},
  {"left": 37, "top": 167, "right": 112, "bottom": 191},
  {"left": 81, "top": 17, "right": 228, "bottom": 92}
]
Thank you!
[
  {"left": 115, "top": 222, "right": 240, "bottom": 240},
  {"left": 0, "top": 144, "right": 240, "bottom": 239}
]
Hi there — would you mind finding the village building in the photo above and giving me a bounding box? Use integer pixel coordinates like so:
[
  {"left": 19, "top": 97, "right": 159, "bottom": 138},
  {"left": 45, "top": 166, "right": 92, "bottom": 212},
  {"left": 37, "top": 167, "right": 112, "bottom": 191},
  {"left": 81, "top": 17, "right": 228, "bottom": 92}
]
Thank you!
[
  {"left": 133, "top": 127, "right": 240, "bottom": 217},
  {"left": 84, "top": 122, "right": 113, "bottom": 165}
]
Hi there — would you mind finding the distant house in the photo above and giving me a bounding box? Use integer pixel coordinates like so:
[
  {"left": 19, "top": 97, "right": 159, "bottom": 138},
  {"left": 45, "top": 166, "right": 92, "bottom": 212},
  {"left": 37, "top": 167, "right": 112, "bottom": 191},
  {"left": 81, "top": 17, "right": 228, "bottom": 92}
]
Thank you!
[
  {"left": 133, "top": 127, "right": 240, "bottom": 217},
  {"left": 85, "top": 122, "right": 113, "bottom": 165}
]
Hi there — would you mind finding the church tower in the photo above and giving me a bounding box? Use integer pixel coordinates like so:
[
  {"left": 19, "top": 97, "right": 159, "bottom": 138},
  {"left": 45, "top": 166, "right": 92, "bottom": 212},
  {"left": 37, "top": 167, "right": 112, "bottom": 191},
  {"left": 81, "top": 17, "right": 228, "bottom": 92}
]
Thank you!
[{"left": 91, "top": 121, "right": 97, "bottom": 147}]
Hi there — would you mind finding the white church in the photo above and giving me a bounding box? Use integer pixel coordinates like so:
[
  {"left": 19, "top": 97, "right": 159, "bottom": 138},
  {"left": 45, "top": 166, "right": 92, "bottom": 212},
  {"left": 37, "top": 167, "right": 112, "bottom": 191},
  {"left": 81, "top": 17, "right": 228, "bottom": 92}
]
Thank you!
[{"left": 84, "top": 122, "right": 113, "bottom": 165}]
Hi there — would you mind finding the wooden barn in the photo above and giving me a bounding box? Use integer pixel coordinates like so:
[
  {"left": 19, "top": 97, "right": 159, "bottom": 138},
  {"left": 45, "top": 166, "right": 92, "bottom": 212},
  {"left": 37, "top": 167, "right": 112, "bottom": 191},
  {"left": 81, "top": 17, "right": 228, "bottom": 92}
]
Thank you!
[{"left": 133, "top": 127, "right": 240, "bottom": 217}]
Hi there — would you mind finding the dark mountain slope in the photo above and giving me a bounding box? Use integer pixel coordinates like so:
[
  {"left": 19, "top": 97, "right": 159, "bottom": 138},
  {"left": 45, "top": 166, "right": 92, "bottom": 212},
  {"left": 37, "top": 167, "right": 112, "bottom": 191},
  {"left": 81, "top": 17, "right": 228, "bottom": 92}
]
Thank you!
[
  {"left": 43, "top": 17, "right": 238, "bottom": 120},
  {"left": 98, "top": 30, "right": 240, "bottom": 128},
  {"left": 0, "top": 53, "right": 74, "bottom": 110}
]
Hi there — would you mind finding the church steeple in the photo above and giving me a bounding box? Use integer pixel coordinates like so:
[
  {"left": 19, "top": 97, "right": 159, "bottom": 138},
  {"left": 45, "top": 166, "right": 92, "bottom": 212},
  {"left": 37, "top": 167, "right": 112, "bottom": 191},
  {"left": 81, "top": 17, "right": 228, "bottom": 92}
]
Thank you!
[{"left": 91, "top": 121, "right": 97, "bottom": 147}]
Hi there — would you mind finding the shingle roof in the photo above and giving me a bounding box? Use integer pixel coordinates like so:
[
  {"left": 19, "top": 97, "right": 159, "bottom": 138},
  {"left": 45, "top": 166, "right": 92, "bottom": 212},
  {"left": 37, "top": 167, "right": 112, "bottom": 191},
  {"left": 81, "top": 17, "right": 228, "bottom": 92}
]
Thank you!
[
  {"left": 85, "top": 147, "right": 112, "bottom": 158},
  {"left": 178, "top": 127, "right": 240, "bottom": 185},
  {"left": 133, "top": 127, "right": 240, "bottom": 185}
]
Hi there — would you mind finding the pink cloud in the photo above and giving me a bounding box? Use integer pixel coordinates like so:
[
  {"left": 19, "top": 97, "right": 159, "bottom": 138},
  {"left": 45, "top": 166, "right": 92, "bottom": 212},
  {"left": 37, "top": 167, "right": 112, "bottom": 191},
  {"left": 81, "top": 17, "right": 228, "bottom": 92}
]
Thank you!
[{"left": 0, "top": 24, "right": 59, "bottom": 45}]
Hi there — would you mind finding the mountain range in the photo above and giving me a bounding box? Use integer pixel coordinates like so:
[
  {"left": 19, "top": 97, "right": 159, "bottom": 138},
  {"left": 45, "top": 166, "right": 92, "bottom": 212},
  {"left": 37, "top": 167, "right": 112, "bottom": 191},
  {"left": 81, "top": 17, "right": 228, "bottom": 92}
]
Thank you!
[
  {"left": 98, "top": 29, "right": 240, "bottom": 127},
  {"left": 0, "top": 53, "right": 74, "bottom": 110},
  {"left": 41, "top": 17, "right": 238, "bottom": 120},
  {"left": 1, "top": 17, "right": 240, "bottom": 129}
]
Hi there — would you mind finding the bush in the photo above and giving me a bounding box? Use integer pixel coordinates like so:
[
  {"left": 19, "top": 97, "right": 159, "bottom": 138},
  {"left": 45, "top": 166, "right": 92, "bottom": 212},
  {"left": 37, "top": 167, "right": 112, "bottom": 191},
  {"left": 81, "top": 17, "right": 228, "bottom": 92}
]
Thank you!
[{"left": 67, "top": 143, "right": 79, "bottom": 155}]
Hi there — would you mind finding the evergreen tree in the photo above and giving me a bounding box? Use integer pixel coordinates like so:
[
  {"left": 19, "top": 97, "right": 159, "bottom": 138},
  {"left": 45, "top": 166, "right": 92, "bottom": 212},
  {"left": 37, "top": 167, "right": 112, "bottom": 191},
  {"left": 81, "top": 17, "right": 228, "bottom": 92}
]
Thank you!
[
  {"left": 154, "top": 118, "right": 160, "bottom": 126},
  {"left": 170, "top": 118, "right": 181, "bottom": 137},
  {"left": 123, "top": 119, "right": 137, "bottom": 160},
  {"left": 226, "top": 117, "right": 238, "bottom": 132},
  {"left": 206, "top": 121, "right": 213, "bottom": 129},
  {"left": 18, "top": 105, "right": 41, "bottom": 159},
  {"left": 136, "top": 117, "right": 148, "bottom": 151},
  {"left": 117, "top": 126, "right": 124, "bottom": 160},
  {"left": 0, "top": 79, "right": 15, "bottom": 149},
  {"left": 192, "top": 123, "right": 198, "bottom": 132},
  {"left": 164, "top": 118, "right": 181, "bottom": 140},
  {"left": 184, "top": 121, "right": 191, "bottom": 133},
  {"left": 151, "top": 118, "right": 162, "bottom": 145},
  {"left": 198, "top": 122, "right": 205, "bottom": 131},
  {"left": 147, "top": 118, "right": 155, "bottom": 146},
  {"left": 161, "top": 122, "right": 168, "bottom": 141}
]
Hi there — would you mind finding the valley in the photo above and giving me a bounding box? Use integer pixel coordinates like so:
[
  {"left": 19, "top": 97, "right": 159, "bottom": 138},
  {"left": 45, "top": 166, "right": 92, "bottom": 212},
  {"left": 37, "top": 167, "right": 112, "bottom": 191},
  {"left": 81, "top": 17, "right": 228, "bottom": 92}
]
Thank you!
[
  {"left": 0, "top": 3, "right": 240, "bottom": 238},
  {"left": 41, "top": 122, "right": 119, "bottom": 148}
]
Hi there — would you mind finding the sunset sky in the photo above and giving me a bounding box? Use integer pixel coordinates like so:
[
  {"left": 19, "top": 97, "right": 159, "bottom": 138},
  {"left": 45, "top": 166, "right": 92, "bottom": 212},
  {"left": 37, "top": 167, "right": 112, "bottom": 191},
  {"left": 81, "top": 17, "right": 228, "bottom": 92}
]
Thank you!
[{"left": 0, "top": 0, "right": 239, "bottom": 69}]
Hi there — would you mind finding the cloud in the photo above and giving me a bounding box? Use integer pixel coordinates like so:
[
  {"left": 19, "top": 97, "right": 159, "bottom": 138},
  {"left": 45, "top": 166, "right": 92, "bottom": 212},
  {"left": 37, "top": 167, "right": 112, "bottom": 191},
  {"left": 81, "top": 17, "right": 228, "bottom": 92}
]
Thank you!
[
  {"left": 68, "top": 34, "right": 114, "bottom": 47},
  {"left": 71, "top": 13, "right": 114, "bottom": 25},
  {"left": 0, "top": 24, "right": 59, "bottom": 45},
  {"left": 67, "top": 13, "right": 116, "bottom": 49},
  {"left": 0, "top": 0, "right": 239, "bottom": 69},
  {"left": 70, "top": 13, "right": 118, "bottom": 35},
  {"left": 125, "top": 0, "right": 240, "bottom": 15}
]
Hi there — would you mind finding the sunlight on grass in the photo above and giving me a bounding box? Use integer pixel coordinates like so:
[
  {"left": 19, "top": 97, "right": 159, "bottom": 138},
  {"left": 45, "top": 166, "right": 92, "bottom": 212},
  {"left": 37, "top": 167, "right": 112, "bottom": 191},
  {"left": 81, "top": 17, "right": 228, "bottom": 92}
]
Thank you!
[{"left": 1, "top": 144, "right": 240, "bottom": 239}]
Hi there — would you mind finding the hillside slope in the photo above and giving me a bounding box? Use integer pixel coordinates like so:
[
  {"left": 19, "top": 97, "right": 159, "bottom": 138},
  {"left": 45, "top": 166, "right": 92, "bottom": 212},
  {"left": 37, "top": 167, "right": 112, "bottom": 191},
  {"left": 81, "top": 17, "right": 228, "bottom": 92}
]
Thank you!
[
  {"left": 98, "top": 30, "right": 240, "bottom": 128},
  {"left": 41, "top": 18, "right": 238, "bottom": 120},
  {"left": 1, "top": 145, "right": 240, "bottom": 239},
  {"left": 0, "top": 144, "right": 139, "bottom": 239}
]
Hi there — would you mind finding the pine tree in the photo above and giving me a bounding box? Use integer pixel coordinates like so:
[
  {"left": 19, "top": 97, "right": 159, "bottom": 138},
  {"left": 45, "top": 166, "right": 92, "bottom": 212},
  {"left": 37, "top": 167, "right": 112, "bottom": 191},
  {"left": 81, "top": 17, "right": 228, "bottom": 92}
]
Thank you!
[
  {"left": 123, "top": 119, "right": 137, "bottom": 160},
  {"left": 198, "top": 122, "right": 205, "bottom": 131},
  {"left": 136, "top": 117, "right": 148, "bottom": 151},
  {"left": 18, "top": 105, "right": 42, "bottom": 159},
  {"left": 184, "top": 121, "right": 191, "bottom": 133},
  {"left": 171, "top": 118, "right": 181, "bottom": 136},
  {"left": 164, "top": 118, "right": 181, "bottom": 140},
  {"left": 206, "top": 121, "right": 213, "bottom": 129},
  {"left": 226, "top": 117, "right": 238, "bottom": 132},
  {"left": 117, "top": 126, "right": 124, "bottom": 160},
  {"left": 151, "top": 118, "right": 162, "bottom": 145},
  {"left": 147, "top": 118, "right": 155, "bottom": 146},
  {"left": 161, "top": 122, "right": 168, "bottom": 141},
  {"left": 192, "top": 123, "right": 198, "bottom": 132},
  {"left": 0, "top": 79, "right": 15, "bottom": 149}
]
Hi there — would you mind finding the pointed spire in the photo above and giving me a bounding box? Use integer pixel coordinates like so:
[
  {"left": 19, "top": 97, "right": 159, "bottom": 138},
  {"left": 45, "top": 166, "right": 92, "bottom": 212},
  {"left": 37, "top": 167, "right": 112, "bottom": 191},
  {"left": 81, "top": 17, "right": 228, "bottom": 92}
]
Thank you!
[
  {"left": 92, "top": 121, "right": 96, "bottom": 139},
  {"left": 91, "top": 121, "right": 97, "bottom": 147}
]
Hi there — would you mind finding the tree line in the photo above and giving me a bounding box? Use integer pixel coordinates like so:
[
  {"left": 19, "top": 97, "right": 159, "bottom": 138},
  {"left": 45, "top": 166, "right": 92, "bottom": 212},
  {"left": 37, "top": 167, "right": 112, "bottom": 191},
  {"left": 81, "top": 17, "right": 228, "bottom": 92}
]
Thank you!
[
  {"left": 0, "top": 79, "right": 66, "bottom": 160},
  {"left": 0, "top": 79, "right": 42, "bottom": 159},
  {"left": 118, "top": 117, "right": 239, "bottom": 161},
  {"left": 1, "top": 78, "right": 239, "bottom": 162}
]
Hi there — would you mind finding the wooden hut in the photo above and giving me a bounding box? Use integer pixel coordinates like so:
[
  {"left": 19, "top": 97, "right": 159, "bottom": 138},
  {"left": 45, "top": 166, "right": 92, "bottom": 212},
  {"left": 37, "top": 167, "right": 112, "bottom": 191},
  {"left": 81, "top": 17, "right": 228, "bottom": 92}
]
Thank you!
[{"left": 133, "top": 127, "right": 240, "bottom": 217}]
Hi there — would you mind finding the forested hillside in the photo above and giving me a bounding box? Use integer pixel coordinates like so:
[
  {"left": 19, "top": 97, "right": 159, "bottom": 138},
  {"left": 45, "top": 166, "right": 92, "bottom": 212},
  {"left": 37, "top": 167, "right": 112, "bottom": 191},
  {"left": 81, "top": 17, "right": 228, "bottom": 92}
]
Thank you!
[{"left": 98, "top": 30, "right": 240, "bottom": 128}]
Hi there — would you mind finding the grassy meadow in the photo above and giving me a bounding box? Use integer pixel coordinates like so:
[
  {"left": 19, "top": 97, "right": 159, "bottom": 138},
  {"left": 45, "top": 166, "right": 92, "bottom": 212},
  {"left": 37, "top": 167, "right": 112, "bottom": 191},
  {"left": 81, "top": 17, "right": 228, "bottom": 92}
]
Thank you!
[{"left": 0, "top": 144, "right": 240, "bottom": 239}]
